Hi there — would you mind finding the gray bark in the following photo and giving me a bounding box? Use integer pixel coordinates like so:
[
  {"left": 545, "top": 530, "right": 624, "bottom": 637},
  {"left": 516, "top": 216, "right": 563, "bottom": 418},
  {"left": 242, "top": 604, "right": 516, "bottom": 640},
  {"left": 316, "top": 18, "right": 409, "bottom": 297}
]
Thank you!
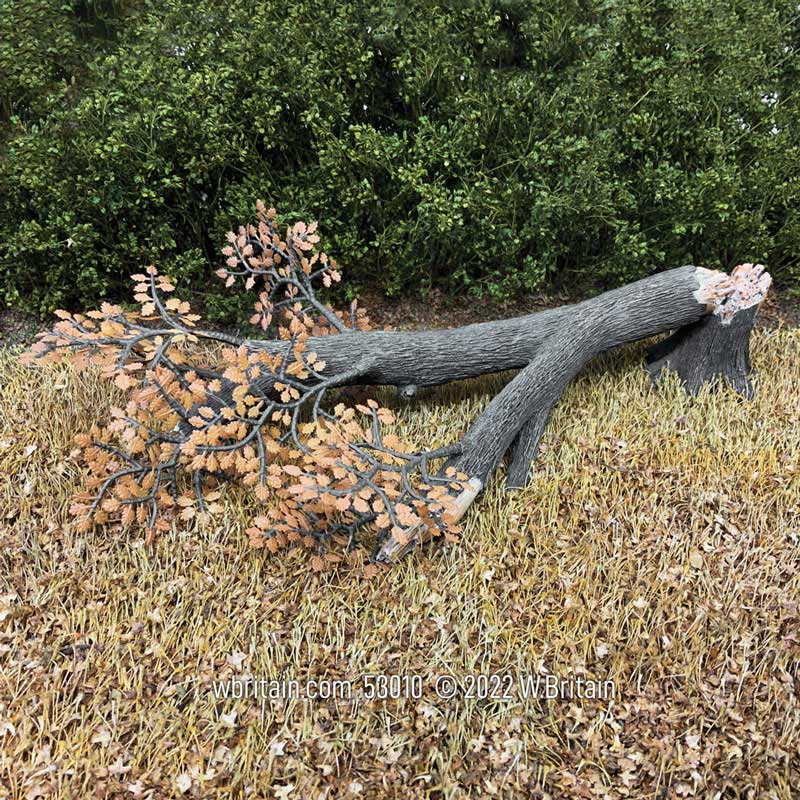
[
  {"left": 245, "top": 264, "right": 765, "bottom": 501},
  {"left": 308, "top": 262, "right": 764, "bottom": 563},
  {"left": 254, "top": 265, "right": 733, "bottom": 491},
  {"left": 645, "top": 305, "right": 758, "bottom": 399},
  {"left": 505, "top": 407, "right": 551, "bottom": 491},
  {"left": 255, "top": 260, "right": 773, "bottom": 564},
  {"left": 253, "top": 265, "right": 709, "bottom": 390},
  {"left": 436, "top": 265, "right": 713, "bottom": 486}
]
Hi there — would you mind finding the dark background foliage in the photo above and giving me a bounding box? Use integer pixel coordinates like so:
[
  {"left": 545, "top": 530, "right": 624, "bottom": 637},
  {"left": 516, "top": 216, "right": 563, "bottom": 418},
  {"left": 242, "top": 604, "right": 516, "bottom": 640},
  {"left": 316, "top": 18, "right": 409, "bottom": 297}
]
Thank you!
[{"left": 1, "top": 0, "right": 798, "bottom": 316}]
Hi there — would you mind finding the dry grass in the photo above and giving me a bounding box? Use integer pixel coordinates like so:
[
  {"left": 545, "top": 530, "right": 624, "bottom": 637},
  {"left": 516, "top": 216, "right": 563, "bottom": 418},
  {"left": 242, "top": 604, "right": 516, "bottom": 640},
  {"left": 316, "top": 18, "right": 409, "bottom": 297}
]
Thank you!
[{"left": 1, "top": 329, "right": 799, "bottom": 799}]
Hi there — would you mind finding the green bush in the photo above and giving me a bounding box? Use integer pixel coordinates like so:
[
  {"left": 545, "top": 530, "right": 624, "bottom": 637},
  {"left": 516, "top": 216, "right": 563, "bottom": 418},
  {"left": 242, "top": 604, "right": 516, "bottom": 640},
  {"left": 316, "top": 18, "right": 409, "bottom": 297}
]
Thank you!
[{"left": 1, "top": 0, "right": 798, "bottom": 314}]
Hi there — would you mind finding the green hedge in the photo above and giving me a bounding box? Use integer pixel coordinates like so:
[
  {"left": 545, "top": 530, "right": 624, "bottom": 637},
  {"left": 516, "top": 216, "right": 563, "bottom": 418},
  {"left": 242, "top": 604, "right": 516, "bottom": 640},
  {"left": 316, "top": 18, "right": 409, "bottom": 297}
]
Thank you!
[{"left": 1, "top": 0, "right": 798, "bottom": 314}]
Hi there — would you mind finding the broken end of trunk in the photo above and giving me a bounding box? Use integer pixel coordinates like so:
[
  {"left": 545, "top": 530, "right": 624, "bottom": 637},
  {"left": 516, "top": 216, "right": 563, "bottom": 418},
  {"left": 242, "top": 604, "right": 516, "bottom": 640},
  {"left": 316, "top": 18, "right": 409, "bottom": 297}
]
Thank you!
[
  {"left": 647, "top": 264, "right": 770, "bottom": 400},
  {"left": 374, "top": 477, "right": 483, "bottom": 563}
]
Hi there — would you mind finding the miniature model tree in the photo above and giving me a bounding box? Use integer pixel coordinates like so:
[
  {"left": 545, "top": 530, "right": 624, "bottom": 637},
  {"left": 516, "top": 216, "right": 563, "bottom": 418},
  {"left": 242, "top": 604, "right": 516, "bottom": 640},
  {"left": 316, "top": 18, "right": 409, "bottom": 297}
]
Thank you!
[{"left": 24, "top": 203, "right": 771, "bottom": 567}]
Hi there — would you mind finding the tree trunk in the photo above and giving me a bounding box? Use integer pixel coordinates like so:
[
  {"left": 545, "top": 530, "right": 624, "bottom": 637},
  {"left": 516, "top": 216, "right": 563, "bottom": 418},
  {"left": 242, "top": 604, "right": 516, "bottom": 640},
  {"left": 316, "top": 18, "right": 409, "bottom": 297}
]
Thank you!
[
  {"left": 252, "top": 265, "right": 723, "bottom": 391},
  {"left": 253, "top": 265, "right": 744, "bottom": 482},
  {"left": 191, "top": 263, "right": 769, "bottom": 561},
  {"left": 368, "top": 263, "right": 770, "bottom": 561}
]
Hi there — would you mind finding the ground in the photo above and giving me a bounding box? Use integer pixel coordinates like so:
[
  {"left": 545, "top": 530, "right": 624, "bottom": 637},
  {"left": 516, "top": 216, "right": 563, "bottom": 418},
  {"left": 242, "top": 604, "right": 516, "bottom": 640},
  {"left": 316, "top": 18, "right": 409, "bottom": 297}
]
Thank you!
[{"left": 0, "top": 300, "right": 798, "bottom": 799}]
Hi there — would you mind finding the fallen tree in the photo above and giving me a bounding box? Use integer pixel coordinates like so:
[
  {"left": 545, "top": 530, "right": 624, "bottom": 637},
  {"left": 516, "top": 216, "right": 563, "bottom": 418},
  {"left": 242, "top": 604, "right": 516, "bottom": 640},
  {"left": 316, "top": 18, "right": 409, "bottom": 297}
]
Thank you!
[{"left": 25, "top": 203, "right": 772, "bottom": 568}]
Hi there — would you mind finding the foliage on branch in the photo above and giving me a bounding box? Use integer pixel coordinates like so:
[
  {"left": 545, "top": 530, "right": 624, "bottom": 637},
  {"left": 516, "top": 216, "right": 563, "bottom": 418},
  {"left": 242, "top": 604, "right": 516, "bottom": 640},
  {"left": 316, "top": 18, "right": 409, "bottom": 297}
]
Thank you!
[{"left": 23, "top": 204, "right": 467, "bottom": 571}]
